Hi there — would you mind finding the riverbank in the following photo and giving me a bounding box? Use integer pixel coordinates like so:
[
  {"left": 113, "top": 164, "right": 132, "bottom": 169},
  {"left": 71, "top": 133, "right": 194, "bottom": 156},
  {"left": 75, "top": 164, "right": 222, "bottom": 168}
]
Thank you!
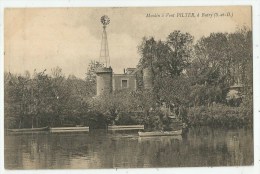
[
  {"left": 187, "top": 104, "right": 253, "bottom": 128},
  {"left": 5, "top": 104, "right": 252, "bottom": 130},
  {"left": 113, "top": 104, "right": 253, "bottom": 130}
]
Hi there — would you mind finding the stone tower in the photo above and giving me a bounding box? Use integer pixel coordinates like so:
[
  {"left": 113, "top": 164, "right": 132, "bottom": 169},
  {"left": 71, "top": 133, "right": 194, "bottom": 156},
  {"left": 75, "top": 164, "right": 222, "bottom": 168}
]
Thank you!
[
  {"left": 96, "top": 15, "right": 113, "bottom": 96},
  {"left": 96, "top": 67, "right": 113, "bottom": 96}
]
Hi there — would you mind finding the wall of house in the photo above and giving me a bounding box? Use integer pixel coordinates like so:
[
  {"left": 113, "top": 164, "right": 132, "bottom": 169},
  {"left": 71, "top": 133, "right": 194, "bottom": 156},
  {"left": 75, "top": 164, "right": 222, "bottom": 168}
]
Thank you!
[{"left": 113, "top": 74, "right": 136, "bottom": 91}]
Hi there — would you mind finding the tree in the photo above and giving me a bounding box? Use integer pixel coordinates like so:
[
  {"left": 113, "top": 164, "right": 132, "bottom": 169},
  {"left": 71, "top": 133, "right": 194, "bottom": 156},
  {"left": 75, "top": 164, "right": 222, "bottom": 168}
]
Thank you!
[
  {"left": 4, "top": 72, "right": 21, "bottom": 128},
  {"left": 86, "top": 60, "right": 104, "bottom": 83},
  {"left": 137, "top": 31, "right": 194, "bottom": 106},
  {"left": 166, "top": 31, "right": 194, "bottom": 76},
  {"left": 154, "top": 75, "right": 191, "bottom": 106},
  {"left": 188, "top": 28, "right": 252, "bottom": 106},
  {"left": 85, "top": 60, "right": 104, "bottom": 96},
  {"left": 138, "top": 31, "right": 194, "bottom": 78},
  {"left": 138, "top": 37, "right": 158, "bottom": 70}
]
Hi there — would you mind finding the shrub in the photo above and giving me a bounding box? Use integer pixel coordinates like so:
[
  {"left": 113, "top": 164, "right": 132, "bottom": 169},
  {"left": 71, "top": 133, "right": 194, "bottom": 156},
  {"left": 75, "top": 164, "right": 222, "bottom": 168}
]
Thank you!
[
  {"left": 115, "top": 112, "right": 139, "bottom": 125},
  {"left": 187, "top": 104, "right": 253, "bottom": 128}
]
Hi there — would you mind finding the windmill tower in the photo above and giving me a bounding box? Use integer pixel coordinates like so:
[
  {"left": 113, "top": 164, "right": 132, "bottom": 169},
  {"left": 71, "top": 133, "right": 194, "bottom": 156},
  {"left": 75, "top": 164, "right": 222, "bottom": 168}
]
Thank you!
[
  {"left": 99, "top": 15, "right": 110, "bottom": 67},
  {"left": 96, "top": 15, "right": 113, "bottom": 96}
]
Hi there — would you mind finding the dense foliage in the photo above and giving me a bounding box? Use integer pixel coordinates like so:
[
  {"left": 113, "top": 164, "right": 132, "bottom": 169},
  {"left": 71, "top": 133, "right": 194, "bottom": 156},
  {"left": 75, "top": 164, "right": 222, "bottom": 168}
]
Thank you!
[
  {"left": 138, "top": 29, "right": 252, "bottom": 108},
  {"left": 187, "top": 104, "right": 253, "bottom": 128},
  {"left": 4, "top": 68, "right": 96, "bottom": 129},
  {"left": 4, "top": 28, "right": 253, "bottom": 129}
]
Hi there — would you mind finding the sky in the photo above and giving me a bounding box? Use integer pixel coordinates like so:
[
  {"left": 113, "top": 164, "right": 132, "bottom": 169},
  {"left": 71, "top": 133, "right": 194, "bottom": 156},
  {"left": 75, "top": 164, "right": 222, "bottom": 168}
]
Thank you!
[{"left": 4, "top": 6, "right": 252, "bottom": 79}]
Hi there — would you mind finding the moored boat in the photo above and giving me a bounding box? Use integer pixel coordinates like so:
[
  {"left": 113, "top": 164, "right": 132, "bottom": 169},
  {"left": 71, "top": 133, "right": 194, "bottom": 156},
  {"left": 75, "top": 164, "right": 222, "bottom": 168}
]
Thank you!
[
  {"left": 138, "top": 135, "right": 183, "bottom": 142},
  {"left": 7, "top": 126, "right": 49, "bottom": 132},
  {"left": 138, "top": 129, "right": 182, "bottom": 137},
  {"left": 108, "top": 125, "right": 144, "bottom": 130},
  {"left": 49, "top": 126, "right": 89, "bottom": 133}
]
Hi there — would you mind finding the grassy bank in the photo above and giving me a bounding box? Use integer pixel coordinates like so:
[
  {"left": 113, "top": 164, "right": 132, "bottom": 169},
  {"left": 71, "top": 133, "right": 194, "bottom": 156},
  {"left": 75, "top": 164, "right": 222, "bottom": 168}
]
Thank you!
[{"left": 187, "top": 104, "right": 253, "bottom": 128}]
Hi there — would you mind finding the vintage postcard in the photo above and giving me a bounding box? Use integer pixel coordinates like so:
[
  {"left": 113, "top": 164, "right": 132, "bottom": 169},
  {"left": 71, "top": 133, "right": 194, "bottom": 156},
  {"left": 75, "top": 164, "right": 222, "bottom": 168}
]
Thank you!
[{"left": 2, "top": 5, "right": 256, "bottom": 171}]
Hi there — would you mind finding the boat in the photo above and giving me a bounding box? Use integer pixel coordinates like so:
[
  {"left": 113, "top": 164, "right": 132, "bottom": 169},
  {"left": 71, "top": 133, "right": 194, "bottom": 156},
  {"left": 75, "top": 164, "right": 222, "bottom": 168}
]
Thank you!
[
  {"left": 138, "top": 129, "right": 182, "bottom": 137},
  {"left": 7, "top": 126, "right": 49, "bottom": 132},
  {"left": 108, "top": 125, "right": 144, "bottom": 130},
  {"left": 138, "top": 135, "right": 182, "bottom": 142},
  {"left": 49, "top": 126, "right": 89, "bottom": 133}
]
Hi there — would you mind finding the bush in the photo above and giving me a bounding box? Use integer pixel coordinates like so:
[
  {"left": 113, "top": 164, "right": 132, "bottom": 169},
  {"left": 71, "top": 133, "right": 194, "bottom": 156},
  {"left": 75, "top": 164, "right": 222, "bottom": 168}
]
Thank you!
[
  {"left": 86, "top": 111, "right": 107, "bottom": 129},
  {"left": 187, "top": 104, "right": 253, "bottom": 128},
  {"left": 115, "top": 112, "right": 139, "bottom": 125}
]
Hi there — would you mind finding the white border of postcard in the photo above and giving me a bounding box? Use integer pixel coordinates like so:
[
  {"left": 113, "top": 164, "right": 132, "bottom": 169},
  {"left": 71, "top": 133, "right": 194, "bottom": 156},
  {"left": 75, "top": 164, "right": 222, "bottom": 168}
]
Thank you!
[{"left": 0, "top": 0, "right": 259, "bottom": 174}]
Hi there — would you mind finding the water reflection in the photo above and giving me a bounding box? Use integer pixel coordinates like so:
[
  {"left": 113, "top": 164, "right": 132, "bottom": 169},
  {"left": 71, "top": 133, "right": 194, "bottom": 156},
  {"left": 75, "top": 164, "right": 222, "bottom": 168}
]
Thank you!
[{"left": 4, "top": 127, "right": 253, "bottom": 169}]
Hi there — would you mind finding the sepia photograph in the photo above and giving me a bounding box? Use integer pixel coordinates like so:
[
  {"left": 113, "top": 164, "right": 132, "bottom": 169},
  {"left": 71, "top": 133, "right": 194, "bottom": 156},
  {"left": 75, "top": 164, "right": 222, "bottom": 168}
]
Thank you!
[{"left": 3, "top": 6, "right": 254, "bottom": 170}]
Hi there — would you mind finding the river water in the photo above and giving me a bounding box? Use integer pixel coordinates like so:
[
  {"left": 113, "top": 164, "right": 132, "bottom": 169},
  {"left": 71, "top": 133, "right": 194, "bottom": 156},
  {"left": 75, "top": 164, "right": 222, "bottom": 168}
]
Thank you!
[{"left": 4, "top": 127, "right": 253, "bottom": 169}]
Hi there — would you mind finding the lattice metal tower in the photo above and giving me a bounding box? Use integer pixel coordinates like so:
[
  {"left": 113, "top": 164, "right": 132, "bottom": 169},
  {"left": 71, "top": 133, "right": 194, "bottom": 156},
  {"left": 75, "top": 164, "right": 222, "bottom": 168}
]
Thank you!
[
  {"left": 96, "top": 15, "right": 113, "bottom": 96},
  {"left": 100, "top": 15, "right": 110, "bottom": 67}
]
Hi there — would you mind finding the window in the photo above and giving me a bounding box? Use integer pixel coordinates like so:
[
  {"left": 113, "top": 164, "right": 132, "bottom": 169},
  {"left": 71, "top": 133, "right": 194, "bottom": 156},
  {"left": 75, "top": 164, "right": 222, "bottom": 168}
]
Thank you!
[{"left": 122, "top": 79, "right": 128, "bottom": 88}]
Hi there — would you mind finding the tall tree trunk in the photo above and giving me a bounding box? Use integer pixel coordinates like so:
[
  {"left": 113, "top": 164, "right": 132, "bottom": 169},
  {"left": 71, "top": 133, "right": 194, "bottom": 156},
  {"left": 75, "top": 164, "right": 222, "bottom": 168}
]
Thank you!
[
  {"left": 19, "top": 119, "right": 22, "bottom": 129},
  {"left": 36, "top": 116, "right": 38, "bottom": 128},
  {"left": 31, "top": 116, "right": 34, "bottom": 128}
]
